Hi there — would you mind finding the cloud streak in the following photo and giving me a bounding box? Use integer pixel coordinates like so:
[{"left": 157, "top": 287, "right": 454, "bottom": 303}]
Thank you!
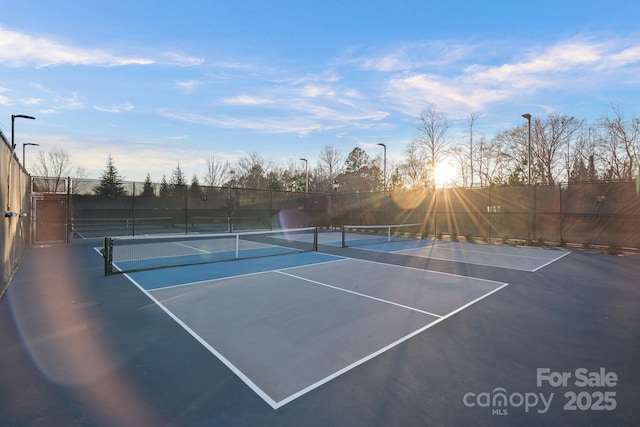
[
  {"left": 379, "top": 36, "right": 640, "bottom": 117},
  {"left": 0, "top": 26, "right": 202, "bottom": 67}
]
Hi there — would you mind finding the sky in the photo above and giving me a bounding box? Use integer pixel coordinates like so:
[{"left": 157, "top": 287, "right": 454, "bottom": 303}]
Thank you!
[{"left": 2, "top": 0, "right": 640, "bottom": 183}]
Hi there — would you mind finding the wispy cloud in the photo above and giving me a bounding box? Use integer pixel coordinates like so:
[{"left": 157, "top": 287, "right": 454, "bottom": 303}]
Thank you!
[
  {"left": 176, "top": 80, "right": 201, "bottom": 94},
  {"left": 341, "top": 41, "right": 474, "bottom": 72},
  {"left": 94, "top": 102, "right": 134, "bottom": 113},
  {"left": 158, "top": 109, "right": 327, "bottom": 136},
  {"left": 381, "top": 36, "right": 640, "bottom": 117},
  {"left": 222, "top": 95, "right": 273, "bottom": 105},
  {"left": 0, "top": 26, "right": 202, "bottom": 68}
]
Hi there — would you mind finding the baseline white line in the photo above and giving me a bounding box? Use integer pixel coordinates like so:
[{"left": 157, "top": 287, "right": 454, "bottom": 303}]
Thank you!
[
  {"left": 397, "top": 245, "right": 562, "bottom": 261},
  {"left": 354, "top": 246, "right": 542, "bottom": 272},
  {"left": 532, "top": 250, "right": 571, "bottom": 272},
  {"left": 123, "top": 273, "right": 280, "bottom": 410},
  {"left": 275, "top": 270, "right": 442, "bottom": 318},
  {"left": 274, "top": 281, "right": 510, "bottom": 408},
  {"left": 347, "top": 257, "right": 508, "bottom": 285}
]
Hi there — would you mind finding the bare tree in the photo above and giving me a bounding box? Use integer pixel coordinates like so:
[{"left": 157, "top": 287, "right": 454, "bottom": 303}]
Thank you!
[
  {"left": 598, "top": 104, "right": 639, "bottom": 181},
  {"left": 400, "top": 142, "right": 429, "bottom": 189},
  {"left": 467, "top": 112, "right": 478, "bottom": 187},
  {"left": 31, "top": 146, "right": 88, "bottom": 193},
  {"left": 203, "top": 155, "right": 230, "bottom": 187},
  {"left": 451, "top": 113, "right": 480, "bottom": 188},
  {"left": 533, "top": 114, "right": 584, "bottom": 185},
  {"left": 409, "top": 105, "right": 450, "bottom": 188},
  {"left": 314, "top": 146, "right": 344, "bottom": 192},
  {"left": 236, "top": 152, "right": 276, "bottom": 189}
]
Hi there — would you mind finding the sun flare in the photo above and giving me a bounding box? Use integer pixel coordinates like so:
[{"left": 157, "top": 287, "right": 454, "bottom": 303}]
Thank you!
[{"left": 433, "top": 161, "right": 457, "bottom": 188}]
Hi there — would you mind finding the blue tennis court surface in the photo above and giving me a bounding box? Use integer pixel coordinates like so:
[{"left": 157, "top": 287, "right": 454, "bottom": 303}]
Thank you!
[
  {"left": 337, "top": 231, "right": 570, "bottom": 271},
  {"left": 127, "top": 251, "right": 339, "bottom": 290},
  {"left": 126, "top": 252, "right": 508, "bottom": 408}
]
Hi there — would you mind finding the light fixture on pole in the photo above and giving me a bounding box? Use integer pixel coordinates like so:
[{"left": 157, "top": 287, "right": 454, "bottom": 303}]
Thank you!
[
  {"left": 522, "top": 113, "right": 532, "bottom": 186},
  {"left": 300, "top": 158, "right": 309, "bottom": 193},
  {"left": 377, "top": 143, "right": 387, "bottom": 192},
  {"left": 11, "top": 114, "right": 36, "bottom": 150},
  {"left": 22, "top": 142, "right": 40, "bottom": 168}
]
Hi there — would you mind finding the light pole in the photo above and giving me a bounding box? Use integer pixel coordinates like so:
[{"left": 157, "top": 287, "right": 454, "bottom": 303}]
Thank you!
[
  {"left": 522, "top": 113, "right": 532, "bottom": 186},
  {"left": 23, "top": 142, "right": 40, "bottom": 168},
  {"left": 300, "top": 158, "right": 309, "bottom": 193},
  {"left": 11, "top": 114, "right": 36, "bottom": 150},
  {"left": 7, "top": 114, "right": 35, "bottom": 211},
  {"left": 377, "top": 143, "right": 387, "bottom": 192}
]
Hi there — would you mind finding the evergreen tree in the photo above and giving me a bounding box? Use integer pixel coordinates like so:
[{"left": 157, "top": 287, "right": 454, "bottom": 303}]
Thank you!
[
  {"left": 170, "top": 162, "right": 187, "bottom": 197},
  {"left": 94, "top": 155, "right": 126, "bottom": 197},
  {"left": 141, "top": 173, "right": 155, "bottom": 197},
  {"left": 189, "top": 174, "right": 202, "bottom": 198},
  {"left": 159, "top": 175, "right": 171, "bottom": 197},
  {"left": 345, "top": 147, "right": 370, "bottom": 173}
]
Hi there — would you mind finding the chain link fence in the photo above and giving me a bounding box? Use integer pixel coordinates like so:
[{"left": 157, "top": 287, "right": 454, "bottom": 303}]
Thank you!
[
  {"left": 29, "top": 177, "right": 640, "bottom": 252},
  {"left": 1, "top": 133, "right": 32, "bottom": 299}
]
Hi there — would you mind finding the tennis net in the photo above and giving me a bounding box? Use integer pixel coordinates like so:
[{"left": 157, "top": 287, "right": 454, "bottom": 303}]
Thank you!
[
  {"left": 341, "top": 223, "right": 425, "bottom": 248},
  {"left": 103, "top": 227, "right": 318, "bottom": 275}
]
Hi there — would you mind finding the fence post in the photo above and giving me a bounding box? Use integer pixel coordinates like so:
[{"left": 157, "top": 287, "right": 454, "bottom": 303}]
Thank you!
[{"left": 559, "top": 183, "right": 563, "bottom": 245}]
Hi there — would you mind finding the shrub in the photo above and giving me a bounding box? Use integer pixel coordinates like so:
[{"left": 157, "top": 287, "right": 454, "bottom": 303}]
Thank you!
[{"left": 607, "top": 242, "right": 622, "bottom": 255}]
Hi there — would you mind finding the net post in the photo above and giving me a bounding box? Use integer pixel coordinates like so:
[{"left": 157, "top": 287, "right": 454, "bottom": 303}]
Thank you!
[
  {"left": 341, "top": 225, "right": 346, "bottom": 248},
  {"left": 103, "top": 237, "right": 113, "bottom": 276},
  {"left": 313, "top": 227, "right": 318, "bottom": 251},
  {"left": 235, "top": 233, "right": 240, "bottom": 259}
]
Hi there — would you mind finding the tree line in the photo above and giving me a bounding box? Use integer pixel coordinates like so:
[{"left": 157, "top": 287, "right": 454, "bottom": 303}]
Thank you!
[{"left": 34, "top": 103, "right": 640, "bottom": 196}]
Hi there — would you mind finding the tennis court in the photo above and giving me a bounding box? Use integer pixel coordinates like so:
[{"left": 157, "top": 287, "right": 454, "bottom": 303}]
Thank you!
[
  {"left": 127, "top": 252, "right": 507, "bottom": 408},
  {"left": 2, "top": 225, "right": 639, "bottom": 426},
  {"left": 338, "top": 225, "right": 570, "bottom": 272}
]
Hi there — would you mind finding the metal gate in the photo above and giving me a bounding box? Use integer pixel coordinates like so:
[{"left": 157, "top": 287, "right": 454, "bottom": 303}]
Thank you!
[{"left": 32, "top": 194, "right": 68, "bottom": 244}]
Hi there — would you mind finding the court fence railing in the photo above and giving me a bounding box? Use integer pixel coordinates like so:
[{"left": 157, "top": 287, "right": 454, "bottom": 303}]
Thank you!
[
  {"left": 32, "top": 177, "right": 640, "bottom": 252},
  {"left": 1, "top": 131, "right": 32, "bottom": 300}
]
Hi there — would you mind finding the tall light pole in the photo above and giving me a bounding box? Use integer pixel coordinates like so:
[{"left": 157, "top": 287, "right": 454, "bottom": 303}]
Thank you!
[
  {"left": 300, "top": 158, "right": 309, "bottom": 193},
  {"left": 11, "top": 114, "right": 36, "bottom": 150},
  {"left": 7, "top": 114, "right": 36, "bottom": 211},
  {"left": 23, "top": 142, "right": 40, "bottom": 168},
  {"left": 377, "top": 143, "right": 387, "bottom": 192},
  {"left": 522, "top": 113, "right": 532, "bottom": 186}
]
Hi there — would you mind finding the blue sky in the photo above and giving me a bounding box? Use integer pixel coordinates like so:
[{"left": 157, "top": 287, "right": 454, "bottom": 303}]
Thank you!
[{"left": 2, "top": 0, "right": 640, "bottom": 182}]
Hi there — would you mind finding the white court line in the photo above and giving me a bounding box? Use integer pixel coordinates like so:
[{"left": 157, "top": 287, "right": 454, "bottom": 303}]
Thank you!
[
  {"left": 123, "top": 254, "right": 509, "bottom": 410},
  {"left": 142, "top": 256, "right": 349, "bottom": 292},
  {"left": 532, "top": 250, "right": 571, "bottom": 272},
  {"left": 396, "top": 243, "right": 568, "bottom": 261},
  {"left": 275, "top": 281, "right": 510, "bottom": 408},
  {"left": 124, "top": 273, "right": 280, "bottom": 409},
  {"left": 348, "top": 256, "right": 510, "bottom": 285},
  {"left": 174, "top": 241, "right": 212, "bottom": 253},
  {"left": 275, "top": 270, "right": 443, "bottom": 318},
  {"left": 355, "top": 244, "right": 568, "bottom": 272}
]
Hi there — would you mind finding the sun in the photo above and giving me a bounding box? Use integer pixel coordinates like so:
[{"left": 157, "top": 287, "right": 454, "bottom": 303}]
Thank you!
[{"left": 433, "top": 161, "right": 457, "bottom": 188}]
